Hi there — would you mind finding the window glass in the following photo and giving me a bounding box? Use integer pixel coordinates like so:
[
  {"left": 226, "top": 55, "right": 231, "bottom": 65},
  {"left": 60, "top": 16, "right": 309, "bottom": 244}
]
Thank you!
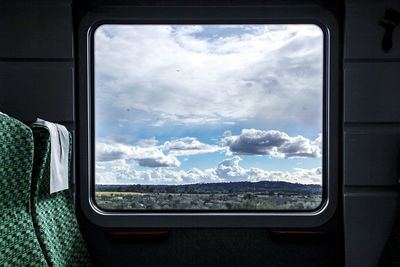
[{"left": 94, "top": 24, "right": 323, "bottom": 211}]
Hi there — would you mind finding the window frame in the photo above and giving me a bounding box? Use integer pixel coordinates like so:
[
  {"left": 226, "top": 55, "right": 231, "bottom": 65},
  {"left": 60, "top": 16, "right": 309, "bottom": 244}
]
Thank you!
[{"left": 78, "top": 5, "right": 340, "bottom": 228}]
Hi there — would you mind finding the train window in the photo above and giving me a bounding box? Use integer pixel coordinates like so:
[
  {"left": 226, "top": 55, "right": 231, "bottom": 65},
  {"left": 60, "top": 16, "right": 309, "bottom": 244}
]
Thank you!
[{"left": 93, "top": 24, "right": 324, "bottom": 211}]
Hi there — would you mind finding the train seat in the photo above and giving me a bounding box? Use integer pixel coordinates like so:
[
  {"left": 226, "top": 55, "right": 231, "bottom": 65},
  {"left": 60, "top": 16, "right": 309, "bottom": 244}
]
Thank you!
[
  {"left": 31, "top": 122, "right": 91, "bottom": 267},
  {"left": 0, "top": 113, "right": 49, "bottom": 266}
]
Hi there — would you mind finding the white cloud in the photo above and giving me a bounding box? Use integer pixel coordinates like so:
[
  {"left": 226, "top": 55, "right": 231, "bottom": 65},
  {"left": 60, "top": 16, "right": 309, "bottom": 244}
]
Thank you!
[
  {"left": 164, "top": 137, "right": 224, "bottom": 156},
  {"left": 96, "top": 142, "right": 180, "bottom": 168},
  {"left": 214, "top": 156, "right": 321, "bottom": 184},
  {"left": 221, "top": 129, "right": 321, "bottom": 158},
  {"left": 96, "top": 155, "right": 322, "bottom": 185},
  {"left": 314, "top": 133, "right": 322, "bottom": 147},
  {"left": 95, "top": 160, "right": 221, "bottom": 185},
  {"left": 291, "top": 167, "right": 322, "bottom": 184},
  {"left": 215, "top": 156, "right": 248, "bottom": 182},
  {"left": 95, "top": 24, "right": 323, "bottom": 128},
  {"left": 96, "top": 135, "right": 224, "bottom": 168}
]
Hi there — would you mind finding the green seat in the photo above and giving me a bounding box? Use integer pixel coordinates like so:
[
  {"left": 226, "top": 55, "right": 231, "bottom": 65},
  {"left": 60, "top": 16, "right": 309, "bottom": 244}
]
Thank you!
[
  {"left": 31, "top": 124, "right": 91, "bottom": 267},
  {"left": 0, "top": 113, "right": 49, "bottom": 266}
]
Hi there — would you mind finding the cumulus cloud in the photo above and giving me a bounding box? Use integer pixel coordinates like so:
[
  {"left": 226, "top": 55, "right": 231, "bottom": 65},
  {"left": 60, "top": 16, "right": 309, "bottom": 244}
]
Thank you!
[
  {"left": 314, "top": 133, "right": 322, "bottom": 147},
  {"left": 221, "top": 129, "right": 321, "bottom": 158},
  {"left": 96, "top": 155, "right": 322, "bottom": 185},
  {"left": 214, "top": 156, "right": 321, "bottom": 184},
  {"left": 96, "top": 142, "right": 180, "bottom": 168},
  {"left": 215, "top": 156, "right": 248, "bottom": 182},
  {"left": 164, "top": 137, "right": 224, "bottom": 156},
  {"left": 96, "top": 135, "right": 224, "bottom": 168}
]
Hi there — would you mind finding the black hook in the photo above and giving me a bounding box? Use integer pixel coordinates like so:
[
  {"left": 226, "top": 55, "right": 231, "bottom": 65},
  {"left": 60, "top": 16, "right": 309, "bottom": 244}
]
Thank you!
[{"left": 379, "top": 9, "right": 400, "bottom": 53}]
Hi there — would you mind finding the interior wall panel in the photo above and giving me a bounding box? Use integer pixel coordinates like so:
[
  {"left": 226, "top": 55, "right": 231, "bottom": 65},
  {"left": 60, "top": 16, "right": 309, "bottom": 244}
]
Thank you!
[
  {"left": 0, "top": 3, "right": 73, "bottom": 59},
  {"left": 344, "top": 0, "right": 400, "bottom": 266},
  {"left": 344, "top": 2, "right": 400, "bottom": 59},
  {"left": 0, "top": 62, "right": 74, "bottom": 122},
  {"left": 344, "top": 189, "right": 399, "bottom": 267},
  {"left": 344, "top": 63, "right": 400, "bottom": 123},
  {"left": 344, "top": 131, "right": 400, "bottom": 186}
]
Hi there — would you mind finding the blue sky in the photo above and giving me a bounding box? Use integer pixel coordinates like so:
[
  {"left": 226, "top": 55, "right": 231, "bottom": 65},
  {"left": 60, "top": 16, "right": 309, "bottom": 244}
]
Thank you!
[{"left": 94, "top": 24, "right": 323, "bottom": 185}]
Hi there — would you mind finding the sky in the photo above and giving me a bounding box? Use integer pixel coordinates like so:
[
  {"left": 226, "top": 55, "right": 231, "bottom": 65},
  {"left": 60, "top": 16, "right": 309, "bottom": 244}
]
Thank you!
[{"left": 94, "top": 24, "right": 323, "bottom": 185}]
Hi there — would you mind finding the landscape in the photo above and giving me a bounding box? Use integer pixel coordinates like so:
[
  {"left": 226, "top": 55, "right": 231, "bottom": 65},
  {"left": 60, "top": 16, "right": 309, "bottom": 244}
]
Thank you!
[{"left": 95, "top": 181, "right": 322, "bottom": 210}]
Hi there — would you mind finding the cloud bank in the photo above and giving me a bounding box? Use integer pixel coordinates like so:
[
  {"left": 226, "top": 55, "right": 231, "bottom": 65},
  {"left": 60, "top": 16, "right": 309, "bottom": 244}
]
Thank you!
[
  {"left": 96, "top": 136, "right": 224, "bottom": 168},
  {"left": 96, "top": 155, "right": 322, "bottom": 185},
  {"left": 96, "top": 128, "right": 320, "bottom": 170}
]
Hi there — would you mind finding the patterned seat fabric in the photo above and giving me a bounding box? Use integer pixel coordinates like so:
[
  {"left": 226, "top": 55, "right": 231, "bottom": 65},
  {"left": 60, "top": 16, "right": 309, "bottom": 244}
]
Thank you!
[
  {"left": 31, "top": 125, "right": 91, "bottom": 267},
  {"left": 0, "top": 113, "right": 49, "bottom": 266}
]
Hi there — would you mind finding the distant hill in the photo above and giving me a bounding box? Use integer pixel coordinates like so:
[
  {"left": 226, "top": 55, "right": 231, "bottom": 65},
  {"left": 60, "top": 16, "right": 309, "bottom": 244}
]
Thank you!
[{"left": 96, "top": 181, "right": 322, "bottom": 194}]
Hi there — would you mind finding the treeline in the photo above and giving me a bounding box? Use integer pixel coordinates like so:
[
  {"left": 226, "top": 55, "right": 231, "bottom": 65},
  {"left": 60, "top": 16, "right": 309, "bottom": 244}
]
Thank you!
[{"left": 96, "top": 181, "right": 322, "bottom": 194}]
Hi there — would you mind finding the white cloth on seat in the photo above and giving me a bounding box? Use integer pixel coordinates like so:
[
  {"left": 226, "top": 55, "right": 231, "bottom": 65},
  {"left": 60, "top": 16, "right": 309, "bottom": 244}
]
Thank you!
[{"left": 34, "top": 118, "right": 70, "bottom": 194}]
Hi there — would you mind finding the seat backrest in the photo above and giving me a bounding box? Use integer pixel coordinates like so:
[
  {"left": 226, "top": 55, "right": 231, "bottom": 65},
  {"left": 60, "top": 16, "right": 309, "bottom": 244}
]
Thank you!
[
  {"left": 0, "top": 113, "right": 49, "bottom": 266},
  {"left": 31, "top": 124, "right": 91, "bottom": 267}
]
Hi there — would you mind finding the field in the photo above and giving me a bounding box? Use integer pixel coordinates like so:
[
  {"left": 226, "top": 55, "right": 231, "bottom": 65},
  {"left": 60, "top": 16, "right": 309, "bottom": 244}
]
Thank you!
[{"left": 95, "top": 181, "right": 322, "bottom": 210}]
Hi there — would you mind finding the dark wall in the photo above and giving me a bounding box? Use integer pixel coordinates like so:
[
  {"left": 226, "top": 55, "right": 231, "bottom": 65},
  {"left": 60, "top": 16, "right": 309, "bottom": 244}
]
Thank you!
[
  {"left": 344, "top": 0, "right": 400, "bottom": 266},
  {"left": 1, "top": 0, "right": 399, "bottom": 266},
  {"left": 0, "top": 0, "right": 74, "bottom": 126}
]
